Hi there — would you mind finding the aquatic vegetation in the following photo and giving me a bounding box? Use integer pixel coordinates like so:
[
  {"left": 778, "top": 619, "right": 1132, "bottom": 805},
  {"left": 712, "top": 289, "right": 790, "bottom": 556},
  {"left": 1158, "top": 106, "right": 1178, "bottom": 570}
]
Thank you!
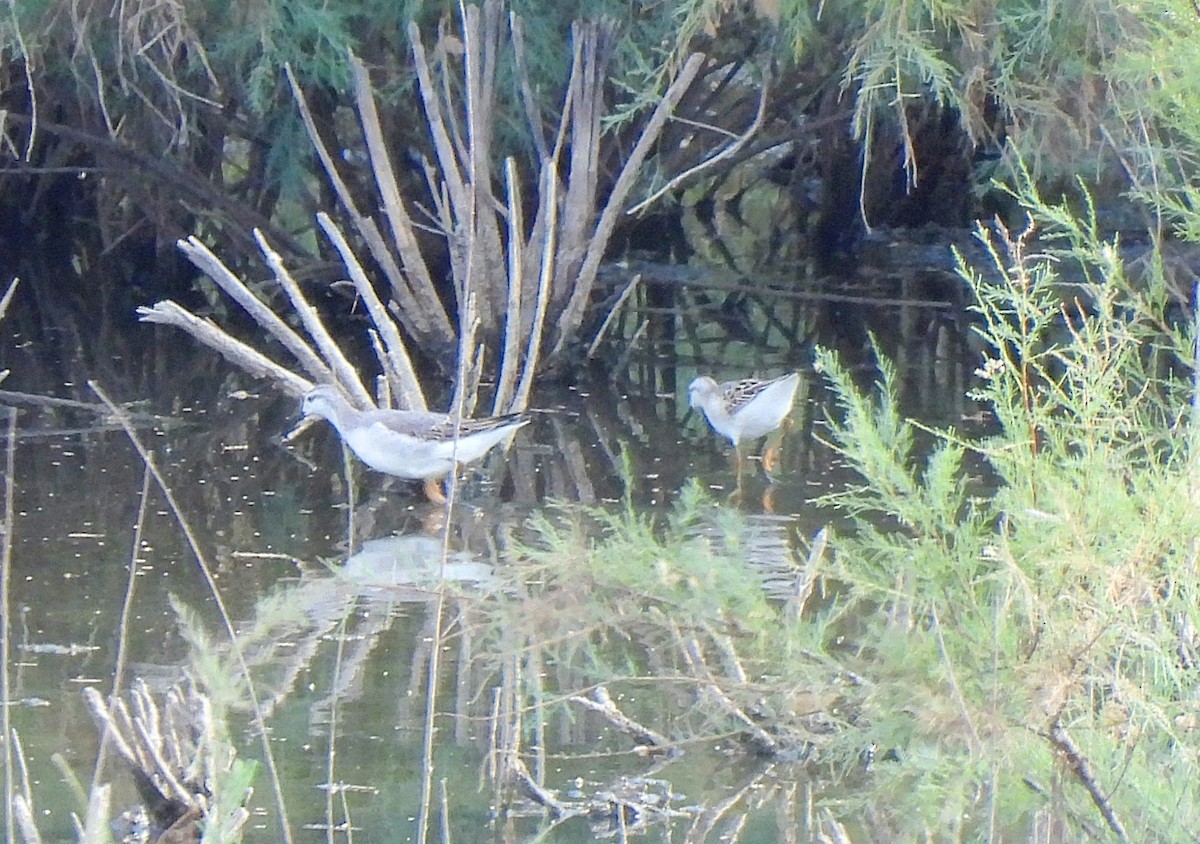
[{"left": 809, "top": 185, "right": 1200, "bottom": 840}]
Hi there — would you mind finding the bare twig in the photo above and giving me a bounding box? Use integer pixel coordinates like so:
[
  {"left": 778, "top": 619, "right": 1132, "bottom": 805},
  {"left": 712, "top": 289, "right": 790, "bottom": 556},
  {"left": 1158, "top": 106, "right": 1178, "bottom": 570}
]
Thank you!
[
  {"left": 0, "top": 278, "right": 18, "bottom": 322},
  {"left": 512, "top": 161, "right": 557, "bottom": 411},
  {"left": 1045, "top": 719, "right": 1130, "bottom": 843},
  {"left": 254, "top": 230, "right": 374, "bottom": 407},
  {"left": 509, "top": 756, "right": 571, "bottom": 817},
  {"left": 568, "top": 685, "right": 672, "bottom": 749},
  {"left": 176, "top": 237, "right": 330, "bottom": 380},
  {"left": 91, "top": 464, "right": 153, "bottom": 793},
  {"left": 785, "top": 526, "right": 827, "bottom": 623},
  {"left": 347, "top": 55, "right": 454, "bottom": 341},
  {"left": 626, "top": 68, "right": 770, "bottom": 216},
  {"left": 286, "top": 62, "right": 450, "bottom": 345},
  {"left": 587, "top": 273, "right": 640, "bottom": 359},
  {"left": 493, "top": 157, "right": 525, "bottom": 414}
]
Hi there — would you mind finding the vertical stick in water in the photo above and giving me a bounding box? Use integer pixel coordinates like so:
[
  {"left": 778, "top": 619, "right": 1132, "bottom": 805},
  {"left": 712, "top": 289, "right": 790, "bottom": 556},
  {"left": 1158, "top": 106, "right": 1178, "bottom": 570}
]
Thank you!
[{"left": 1, "top": 408, "right": 15, "bottom": 844}]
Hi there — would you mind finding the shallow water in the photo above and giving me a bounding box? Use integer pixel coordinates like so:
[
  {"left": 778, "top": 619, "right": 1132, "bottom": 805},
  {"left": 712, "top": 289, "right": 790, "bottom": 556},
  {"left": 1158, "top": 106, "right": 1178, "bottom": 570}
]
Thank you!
[{"left": 0, "top": 302, "right": 979, "bottom": 841}]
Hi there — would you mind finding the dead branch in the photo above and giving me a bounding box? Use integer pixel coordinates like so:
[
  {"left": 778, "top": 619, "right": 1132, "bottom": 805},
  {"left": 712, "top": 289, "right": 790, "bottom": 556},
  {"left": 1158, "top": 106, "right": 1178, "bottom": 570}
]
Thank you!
[
  {"left": 508, "top": 756, "right": 572, "bottom": 818},
  {"left": 0, "top": 278, "right": 19, "bottom": 322},
  {"left": 626, "top": 67, "right": 770, "bottom": 217},
  {"left": 137, "top": 301, "right": 312, "bottom": 395},
  {"left": 84, "top": 681, "right": 249, "bottom": 842},
  {"left": 568, "top": 685, "right": 673, "bottom": 750},
  {"left": 551, "top": 52, "right": 707, "bottom": 357},
  {"left": 1045, "top": 719, "right": 1130, "bottom": 843},
  {"left": 316, "top": 213, "right": 428, "bottom": 411},
  {"left": 254, "top": 230, "right": 374, "bottom": 407},
  {"left": 347, "top": 56, "right": 454, "bottom": 342},
  {"left": 286, "top": 63, "right": 451, "bottom": 346},
  {"left": 680, "top": 636, "right": 780, "bottom": 756},
  {"left": 176, "top": 237, "right": 329, "bottom": 380}
]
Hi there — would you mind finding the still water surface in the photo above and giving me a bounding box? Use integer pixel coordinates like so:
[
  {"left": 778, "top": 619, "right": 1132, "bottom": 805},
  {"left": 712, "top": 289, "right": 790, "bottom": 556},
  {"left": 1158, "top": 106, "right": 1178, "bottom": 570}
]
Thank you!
[{"left": 2, "top": 331, "right": 974, "bottom": 841}]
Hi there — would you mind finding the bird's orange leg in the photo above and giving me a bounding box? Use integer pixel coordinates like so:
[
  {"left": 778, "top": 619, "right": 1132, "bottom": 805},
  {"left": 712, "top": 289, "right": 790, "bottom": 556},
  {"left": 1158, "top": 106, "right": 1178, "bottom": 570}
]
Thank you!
[{"left": 423, "top": 477, "right": 448, "bottom": 504}]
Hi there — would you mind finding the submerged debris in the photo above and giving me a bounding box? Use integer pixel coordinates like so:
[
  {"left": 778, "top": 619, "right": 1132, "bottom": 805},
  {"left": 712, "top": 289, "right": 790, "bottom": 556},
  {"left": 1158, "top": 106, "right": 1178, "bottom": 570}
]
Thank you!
[{"left": 84, "top": 679, "right": 250, "bottom": 844}]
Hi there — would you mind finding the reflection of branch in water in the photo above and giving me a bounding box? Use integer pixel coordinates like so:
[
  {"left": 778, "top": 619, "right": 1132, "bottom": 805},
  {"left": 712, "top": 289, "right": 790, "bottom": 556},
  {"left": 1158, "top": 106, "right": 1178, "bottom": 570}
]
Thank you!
[
  {"left": 684, "top": 765, "right": 778, "bottom": 842},
  {"left": 547, "top": 411, "right": 598, "bottom": 503}
]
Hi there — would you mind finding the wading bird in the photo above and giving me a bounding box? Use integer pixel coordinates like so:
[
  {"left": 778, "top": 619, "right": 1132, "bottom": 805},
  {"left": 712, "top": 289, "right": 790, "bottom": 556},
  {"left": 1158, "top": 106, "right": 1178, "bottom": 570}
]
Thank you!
[
  {"left": 300, "top": 385, "right": 529, "bottom": 503},
  {"left": 688, "top": 372, "right": 801, "bottom": 479}
]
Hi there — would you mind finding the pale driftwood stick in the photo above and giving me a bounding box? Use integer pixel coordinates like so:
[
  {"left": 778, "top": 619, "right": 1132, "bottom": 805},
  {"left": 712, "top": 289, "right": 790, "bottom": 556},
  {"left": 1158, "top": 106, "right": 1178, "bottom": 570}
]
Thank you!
[
  {"left": 785, "top": 526, "right": 826, "bottom": 624},
  {"left": 449, "top": 293, "right": 481, "bottom": 418},
  {"left": 137, "top": 302, "right": 314, "bottom": 396},
  {"left": 555, "top": 22, "right": 604, "bottom": 278},
  {"left": 627, "top": 72, "right": 770, "bottom": 217},
  {"left": 552, "top": 52, "right": 707, "bottom": 356},
  {"left": 9, "top": 729, "right": 37, "bottom": 841},
  {"left": 12, "top": 795, "right": 41, "bottom": 844},
  {"left": 434, "top": 18, "right": 471, "bottom": 178},
  {"left": 587, "top": 273, "right": 640, "bottom": 359},
  {"left": 316, "top": 213, "right": 428, "bottom": 411},
  {"left": 111, "top": 697, "right": 152, "bottom": 773},
  {"left": 475, "top": 2, "right": 505, "bottom": 234},
  {"left": 368, "top": 331, "right": 398, "bottom": 407},
  {"left": 513, "top": 163, "right": 558, "bottom": 411},
  {"left": 177, "top": 237, "right": 329, "bottom": 379},
  {"left": 450, "top": 0, "right": 505, "bottom": 332},
  {"left": 130, "top": 684, "right": 195, "bottom": 805},
  {"left": 415, "top": 155, "right": 451, "bottom": 235},
  {"left": 0, "top": 277, "right": 18, "bottom": 322},
  {"left": 509, "top": 14, "right": 549, "bottom": 162},
  {"left": 409, "top": 21, "right": 466, "bottom": 213},
  {"left": 532, "top": 25, "right": 589, "bottom": 326},
  {"left": 348, "top": 54, "right": 453, "bottom": 341},
  {"left": 286, "top": 63, "right": 445, "bottom": 344},
  {"left": 493, "top": 157, "right": 524, "bottom": 415},
  {"left": 509, "top": 37, "right": 573, "bottom": 340},
  {"left": 83, "top": 688, "right": 140, "bottom": 769},
  {"left": 282, "top": 62, "right": 358, "bottom": 215},
  {"left": 82, "top": 787, "right": 113, "bottom": 844},
  {"left": 252, "top": 230, "right": 373, "bottom": 408},
  {"left": 681, "top": 636, "right": 779, "bottom": 755},
  {"left": 509, "top": 756, "right": 570, "bottom": 817}
]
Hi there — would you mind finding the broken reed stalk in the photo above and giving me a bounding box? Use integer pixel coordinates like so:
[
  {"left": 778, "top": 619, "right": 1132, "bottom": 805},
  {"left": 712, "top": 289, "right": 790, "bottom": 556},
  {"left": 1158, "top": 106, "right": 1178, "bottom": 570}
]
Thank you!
[
  {"left": 0, "top": 278, "right": 18, "bottom": 322},
  {"left": 175, "top": 236, "right": 330, "bottom": 381},
  {"left": 83, "top": 681, "right": 250, "bottom": 841},
  {"left": 285, "top": 64, "right": 452, "bottom": 346},
  {"left": 90, "top": 464, "right": 154, "bottom": 796},
  {"left": 549, "top": 49, "right": 707, "bottom": 358},
  {"left": 253, "top": 230, "right": 375, "bottom": 407},
  {"left": 493, "top": 157, "right": 525, "bottom": 414}
]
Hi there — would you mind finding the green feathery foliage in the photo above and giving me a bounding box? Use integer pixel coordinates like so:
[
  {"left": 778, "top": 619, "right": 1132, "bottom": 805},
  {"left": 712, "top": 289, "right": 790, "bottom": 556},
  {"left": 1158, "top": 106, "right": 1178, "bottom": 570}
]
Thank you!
[{"left": 811, "top": 173, "right": 1200, "bottom": 838}]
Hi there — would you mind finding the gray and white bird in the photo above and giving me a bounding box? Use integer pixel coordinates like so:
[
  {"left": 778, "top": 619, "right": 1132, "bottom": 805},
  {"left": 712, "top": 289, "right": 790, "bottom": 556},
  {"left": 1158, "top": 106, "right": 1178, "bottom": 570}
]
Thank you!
[
  {"left": 688, "top": 372, "right": 800, "bottom": 477},
  {"left": 300, "top": 385, "right": 529, "bottom": 502}
]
